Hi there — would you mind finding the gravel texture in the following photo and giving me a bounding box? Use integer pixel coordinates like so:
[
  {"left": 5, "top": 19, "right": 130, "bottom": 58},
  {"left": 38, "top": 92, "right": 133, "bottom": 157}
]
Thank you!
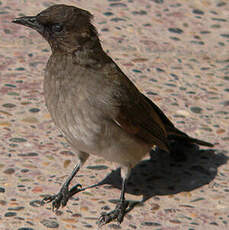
[{"left": 0, "top": 0, "right": 228, "bottom": 229}]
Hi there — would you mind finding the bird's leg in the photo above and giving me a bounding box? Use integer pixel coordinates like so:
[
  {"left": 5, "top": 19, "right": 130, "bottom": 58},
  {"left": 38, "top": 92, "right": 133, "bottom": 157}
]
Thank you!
[
  {"left": 42, "top": 151, "right": 89, "bottom": 211},
  {"left": 69, "top": 181, "right": 101, "bottom": 197},
  {"left": 98, "top": 167, "right": 130, "bottom": 226},
  {"left": 42, "top": 163, "right": 81, "bottom": 211}
]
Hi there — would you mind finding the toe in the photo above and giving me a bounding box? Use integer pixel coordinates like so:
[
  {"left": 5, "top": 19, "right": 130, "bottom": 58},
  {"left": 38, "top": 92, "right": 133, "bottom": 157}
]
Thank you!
[
  {"left": 52, "top": 199, "right": 61, "bottom": 211},
  {"left": 117, "top": 213, "right": 124, "bottom": 224},
  {"left": 97, "top": 201, "right": 129, "bottom": 226},
  {"left": 97, "top": 213, "right": 108, "bottom": 227},
  {"left": 61, "top": 194, "right": 69, "bottom": 207},
  {"left": 42, "top": 195, "right": 56, "bottom": 203}
]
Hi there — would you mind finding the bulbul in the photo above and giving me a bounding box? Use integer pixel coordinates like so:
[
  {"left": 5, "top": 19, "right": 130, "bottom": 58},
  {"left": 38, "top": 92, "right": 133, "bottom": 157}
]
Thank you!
[{"left": 13, "top": 4, "right": 214, "bottom": 226}]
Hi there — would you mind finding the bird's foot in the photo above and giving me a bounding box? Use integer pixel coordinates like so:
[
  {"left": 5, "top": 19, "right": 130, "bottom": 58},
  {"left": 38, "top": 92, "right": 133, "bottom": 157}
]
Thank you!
[
  {"left": 42, "top": 184, "right": 82, "bottom": 211},
  {"left": 98, "top": 200, "right": 129, "bottom": 226}
]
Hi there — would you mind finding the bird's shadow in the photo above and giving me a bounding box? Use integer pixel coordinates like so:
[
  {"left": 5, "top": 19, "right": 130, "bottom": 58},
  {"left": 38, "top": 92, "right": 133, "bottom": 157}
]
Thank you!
[{"left": 93, "top": 142, "right": 228, "bottom": 212}]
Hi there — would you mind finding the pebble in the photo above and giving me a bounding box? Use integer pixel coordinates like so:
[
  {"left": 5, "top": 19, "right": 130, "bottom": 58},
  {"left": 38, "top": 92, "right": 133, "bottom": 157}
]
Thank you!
[
  {"left": 5, "top": 212, "right": 17, "bottom": 217},
  {"left": 168, "top": 28, "right": 183, "bottom": 34},
  {"left": 192, "top": 9, "right": 204, "bottom": 15},
  {"left": 190, "top": 106, "right": 203, "bottom": 114},
  {"left": 2, "top": 103, "right": 16, "bottom": 108},
  {"left": 176, "top": 110, "right": 190, "bottom": 117},
  {"left": 170, "top": 219, "right": 182, "bottom": 224},
  {"left": 9, "top": 138, "right": 27, "bottom": 143},
  {"left": 5, "top": 84, "right": 16, "bottom": 88},
  {"left": 141, "top": 221, "right": 161, "bottom": 226},
  {"left": 15, "top": 67, "right": 25, "bottom": 71},
  {"left": 18, "top": 228, "right": 34, "bottom": 230},
  {"left": 109, "top": 3, "right": 127, "bottom": 7},
  {"left": 151, "top": 203, "right": 160, "bottom": 211},
  {"left": 8, "top": 206, "right": 24, "bottom": 211},
  {"left": 22, "top": 117, "right": 39, "bottom": 123},
  {"left": 40, "top": 219, "right": 59, "bottom": 228},
  {"left": 108, "top": 224, "right": 121, "bottom": 229},
  {"left": 59, "top": 150, "right": 74, "bottom": 156},
  {"left": 87, "top": 165, "right": 108, "bottom": 170},
  {"left": 18, "top": 152, "right": 38, "bottom": 157},
  {"left": 104, "top": 12, "right": 113, "bottom": 16},
  {"left": 80, "top": 206, "right": 89, "bottom": 212},
  {"left": 153, "top": 0, "right": 164, "bottom": 3},
  {"left": 110, "top": 17, "right": 126, "bottom": 22},
  {"left": 62, "top": 218, "right": 77, "bottom": 223},
  {"left": 29, "top": 108, "right": 40, "bottom": 113},
  {"left": 29, "top": 200, "right": 43, "bottom": 207},
  {"left": 132, "top": 10, "right": 147, "bottom": 15},
  {"left": 190, "top": 197, "right": 205, "bottom": 202},
  {"left": 0, "top": 200, "right": 7, "bottom": 206},
  {"left": 3, "top": 168, "right": 15, "bottom": 174},
  {"left": 63, "top": 159, "right": 71, "bottom": 168},
  {"left": 217, "top": 2, "right": 226, "bottom": 7}
]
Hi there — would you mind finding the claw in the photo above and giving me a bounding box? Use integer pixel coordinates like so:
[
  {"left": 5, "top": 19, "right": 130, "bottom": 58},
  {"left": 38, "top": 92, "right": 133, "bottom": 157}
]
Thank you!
[
  {"left": 42, "top": 183, "right": 83, "bottom": 211},
  {"left": 71, "top": 183, "right": 82, "bottom": 191},
  {"left": 97, "top": 201, "right": 129, "bottom": 226},
  {"left": 52, "top": 196, "right": 62, "bottom": 211},
  {"left": 69, "top": 183, "right": 83, "bottom": 196},
  {"left": 97, "top": 212, "right": 107, "bottom": 227},
  {"left": 77, "top": 183, "right": 82, "bottom": 189},
  {"left": 42, "top": 195, "right": 56, "bottom": 204}
]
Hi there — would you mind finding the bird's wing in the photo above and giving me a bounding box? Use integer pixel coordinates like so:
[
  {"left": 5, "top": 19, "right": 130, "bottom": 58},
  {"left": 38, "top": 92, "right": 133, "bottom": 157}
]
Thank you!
[
  {"left": 104, "top": 63, "right": 169, "bottom": 152},
  {"left": 141, "top": 93, "right": 214, "bottom": 147},
  {"left": 114, "top": 98, "right": 169, "bottom": 152},
  {"left": 141, "top": 93, "right": 175, "bottom": 130}
]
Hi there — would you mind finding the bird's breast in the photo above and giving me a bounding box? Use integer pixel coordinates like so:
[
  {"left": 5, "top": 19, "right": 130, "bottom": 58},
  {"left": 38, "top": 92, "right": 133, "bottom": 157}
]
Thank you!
[{"left": 44, "top": 63, "right": 105, "bottom": 152}]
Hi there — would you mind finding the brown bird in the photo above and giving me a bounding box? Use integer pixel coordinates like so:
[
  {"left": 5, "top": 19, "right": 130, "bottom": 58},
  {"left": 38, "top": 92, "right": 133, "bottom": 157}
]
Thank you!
[{"left": 13, "top": 4, "right": 214, "bottom": 226}]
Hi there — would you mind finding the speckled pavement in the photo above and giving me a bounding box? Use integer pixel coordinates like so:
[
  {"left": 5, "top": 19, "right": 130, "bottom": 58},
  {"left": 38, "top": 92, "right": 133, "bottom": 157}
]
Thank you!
[{"left": 0, "top": 0, "right": 229, "bottom": 229}]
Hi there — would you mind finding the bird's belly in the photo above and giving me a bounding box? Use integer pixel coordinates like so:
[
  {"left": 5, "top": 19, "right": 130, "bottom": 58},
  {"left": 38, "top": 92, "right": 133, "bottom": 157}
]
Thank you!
[
  {"left": 51, "top": 105, "right": 151, "bottom": 166},
  {"left": 45, "top": 85, "right": 151, "bottom": 167},
  {"left": 91, "top": 122, "right": 152, "bottom": 167},
  {"left": 54, "top": 106, "right": 103, "bottom": 154}
]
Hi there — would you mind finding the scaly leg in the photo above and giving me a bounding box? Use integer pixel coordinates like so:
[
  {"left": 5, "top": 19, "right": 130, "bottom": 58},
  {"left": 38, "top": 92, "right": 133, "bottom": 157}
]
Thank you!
[
  {"left": 42, "top": 151, "right": 89, "bottom": 211},
  {"left": 98, "top": 166, "right": 130, "bottom": 226}
]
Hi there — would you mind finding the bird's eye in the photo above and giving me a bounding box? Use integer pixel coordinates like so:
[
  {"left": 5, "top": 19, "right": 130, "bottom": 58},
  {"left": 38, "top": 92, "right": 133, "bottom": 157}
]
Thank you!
[{"left": 52, "top": 24, "right": 63, "bottom": 33}]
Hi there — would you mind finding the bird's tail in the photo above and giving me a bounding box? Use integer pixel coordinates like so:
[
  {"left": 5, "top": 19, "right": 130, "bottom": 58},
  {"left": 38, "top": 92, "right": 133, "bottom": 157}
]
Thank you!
[
  {"left": 167, "top": 128, "right": 214, "bottom": 147},
  {"left": 141, "top": 93, "right": 214, "bottom": 148}
]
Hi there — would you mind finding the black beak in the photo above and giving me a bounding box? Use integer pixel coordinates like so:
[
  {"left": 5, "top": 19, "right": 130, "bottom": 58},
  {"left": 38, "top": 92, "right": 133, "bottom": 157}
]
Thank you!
[{"left": 12, "top": 16, "right": 43, "bottom": 32}]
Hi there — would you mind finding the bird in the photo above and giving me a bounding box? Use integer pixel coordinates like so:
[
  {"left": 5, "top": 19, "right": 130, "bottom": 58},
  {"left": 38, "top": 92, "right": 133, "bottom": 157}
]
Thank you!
[{"left": 12, "top": 4, "right": 214, "bottom": 226}]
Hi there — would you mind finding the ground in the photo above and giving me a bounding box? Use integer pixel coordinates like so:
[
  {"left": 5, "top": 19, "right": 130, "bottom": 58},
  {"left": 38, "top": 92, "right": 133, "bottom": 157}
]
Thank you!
[{"left": 0, "top": 0, "right": 229, "bottom": 229}]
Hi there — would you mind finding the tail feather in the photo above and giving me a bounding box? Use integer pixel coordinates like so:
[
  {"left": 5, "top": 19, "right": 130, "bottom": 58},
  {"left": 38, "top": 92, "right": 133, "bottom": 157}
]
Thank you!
[
  {"left": 168, "top": 133, "right": 214, "bottom": 147},
  {"left": 189, "top": 137, "right": 214, "bottom": 147},
  {"left": 142, "top": 93, "right": 214, "bottom": 148}
]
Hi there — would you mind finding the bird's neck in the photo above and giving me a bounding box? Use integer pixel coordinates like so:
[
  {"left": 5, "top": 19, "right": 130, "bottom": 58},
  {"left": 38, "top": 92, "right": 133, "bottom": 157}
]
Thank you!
[
  {"left": 51, "top": 40, "right": 111, "bottom": 69},
  {"left": 74, "top": 43, "right": 110, "bottom": 68}
]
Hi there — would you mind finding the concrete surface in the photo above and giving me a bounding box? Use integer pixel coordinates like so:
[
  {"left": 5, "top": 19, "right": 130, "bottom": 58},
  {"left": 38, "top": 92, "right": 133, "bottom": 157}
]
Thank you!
[{"left": 0, "top": 0, "right": 228, "bottom": 229}]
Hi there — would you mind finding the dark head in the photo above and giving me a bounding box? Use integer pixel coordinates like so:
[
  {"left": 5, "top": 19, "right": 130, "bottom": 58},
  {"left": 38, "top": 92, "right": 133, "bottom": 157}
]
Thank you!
[{"left": 12, "top": 4, "right": 100, "bottom": 53}]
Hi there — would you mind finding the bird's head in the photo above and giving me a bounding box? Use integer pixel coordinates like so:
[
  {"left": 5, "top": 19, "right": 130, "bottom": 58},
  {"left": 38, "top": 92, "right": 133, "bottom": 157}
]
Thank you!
[{"left": 13, "top": 4, "right": 99, "bottom": 53}]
